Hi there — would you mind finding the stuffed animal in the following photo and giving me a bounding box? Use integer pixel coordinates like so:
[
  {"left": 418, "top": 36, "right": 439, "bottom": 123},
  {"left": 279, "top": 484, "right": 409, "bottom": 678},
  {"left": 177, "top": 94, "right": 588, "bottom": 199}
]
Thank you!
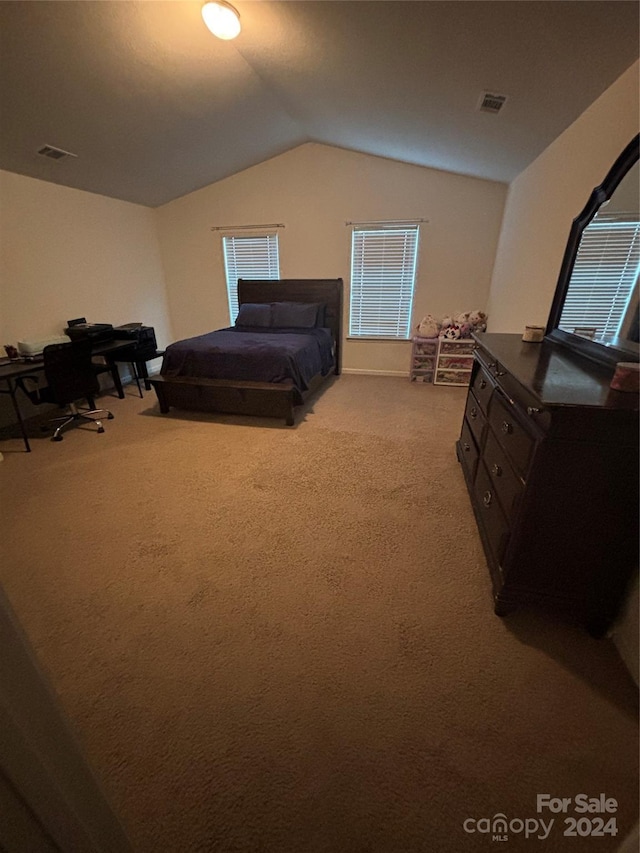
[
  {"left": 442, "top": 323, "right": 461, "bottom": 340},
  {"left": 469, "top": 310, "right": 488, "bottom": 333},
  {"left": 456, "top": 311, "right": 471, "bottom": 327},
  {"left": 416, "top": 314, "right": 440, "bottom": 338}
]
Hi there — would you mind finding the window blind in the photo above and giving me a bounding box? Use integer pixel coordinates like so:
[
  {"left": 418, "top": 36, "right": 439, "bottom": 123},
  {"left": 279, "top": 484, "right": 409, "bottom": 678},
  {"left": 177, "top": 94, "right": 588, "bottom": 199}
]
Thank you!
[
  {"left": 222, "top": 234, "right": 280, "bottom": 322},
  {"left": 349, "top": 226, "right": 420, "bottom": 338},
  {"left": 559, "top": 215, "right": 640, "bottom": 341}
]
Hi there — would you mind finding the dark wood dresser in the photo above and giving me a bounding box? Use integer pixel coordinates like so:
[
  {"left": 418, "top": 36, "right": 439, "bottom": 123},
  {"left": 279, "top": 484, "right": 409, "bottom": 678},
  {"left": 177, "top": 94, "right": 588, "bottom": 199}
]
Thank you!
[{"left": 457, "top": 333, "right": 639, "bottom": 636}]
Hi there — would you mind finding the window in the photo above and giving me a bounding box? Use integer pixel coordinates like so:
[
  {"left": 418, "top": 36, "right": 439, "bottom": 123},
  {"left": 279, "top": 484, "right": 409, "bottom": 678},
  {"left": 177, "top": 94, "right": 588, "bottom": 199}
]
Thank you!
[
  {"left": 222, "top": 233, "right": 280, "bottom": 322},
  {"left": 349, "top": 226, "right": 420, "bottom": 338},
  {"left": 559, "top": 214, "right": 640, "bottom": 341}
]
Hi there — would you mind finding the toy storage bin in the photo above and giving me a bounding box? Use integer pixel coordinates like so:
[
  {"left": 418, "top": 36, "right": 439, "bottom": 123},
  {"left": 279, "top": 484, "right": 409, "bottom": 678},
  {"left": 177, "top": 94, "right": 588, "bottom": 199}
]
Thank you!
[
  {"left": 434, "top": 337, "right": 475, "bottom": 386},
  {"left": 409, "top": 336, "right": 438, "bottom": 382}
]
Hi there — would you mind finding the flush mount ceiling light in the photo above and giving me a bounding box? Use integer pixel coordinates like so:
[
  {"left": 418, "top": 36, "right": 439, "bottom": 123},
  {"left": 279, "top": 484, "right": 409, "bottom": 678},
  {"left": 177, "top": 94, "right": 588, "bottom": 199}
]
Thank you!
[{"left": 202, "top": 1, "right": 241, "bottom": 40}]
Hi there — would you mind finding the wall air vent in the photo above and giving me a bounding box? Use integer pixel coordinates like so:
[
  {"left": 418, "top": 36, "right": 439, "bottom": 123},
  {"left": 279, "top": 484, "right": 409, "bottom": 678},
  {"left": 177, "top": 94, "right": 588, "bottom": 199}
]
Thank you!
[
  {"left": 478, "top": 92, "right": 508, "bottom": 114},
  {"left": 37, "top": 145, "right": 78, "bottom": 161}
]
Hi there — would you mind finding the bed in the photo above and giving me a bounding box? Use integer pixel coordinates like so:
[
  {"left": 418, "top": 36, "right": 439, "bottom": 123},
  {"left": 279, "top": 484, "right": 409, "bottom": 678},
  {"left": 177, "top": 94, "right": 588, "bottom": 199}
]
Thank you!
[{"left": 149, "top": 278, "right": 343, "bottom": 425}]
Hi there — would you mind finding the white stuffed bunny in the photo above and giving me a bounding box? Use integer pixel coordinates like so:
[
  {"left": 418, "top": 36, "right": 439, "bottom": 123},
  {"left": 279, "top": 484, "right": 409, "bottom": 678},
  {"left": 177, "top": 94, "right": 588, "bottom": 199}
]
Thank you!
[{"left": 417, "top": 314, "right": 440, "bottom": 338}]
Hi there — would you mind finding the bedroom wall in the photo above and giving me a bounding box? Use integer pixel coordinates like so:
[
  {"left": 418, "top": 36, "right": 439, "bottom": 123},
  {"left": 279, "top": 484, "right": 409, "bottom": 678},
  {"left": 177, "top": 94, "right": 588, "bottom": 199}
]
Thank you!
[
  {"left": 486, "top": 60, "right": 639, "bottom": 332},
  {"left": 155, "top": 143, "right": 507, "bottom": 374},
  {"left": 0, "top": 170, "right": 172, "bottom": 424},
  {"left": 0, "top": 170, "right": 172, "bottom": 347}
]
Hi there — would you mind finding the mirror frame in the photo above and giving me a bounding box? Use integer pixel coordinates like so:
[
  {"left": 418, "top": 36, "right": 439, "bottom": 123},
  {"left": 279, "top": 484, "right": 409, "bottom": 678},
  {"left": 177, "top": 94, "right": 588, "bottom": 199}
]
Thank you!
[{"left": 545, "top": 134, "right": 640, "bottom": 368}]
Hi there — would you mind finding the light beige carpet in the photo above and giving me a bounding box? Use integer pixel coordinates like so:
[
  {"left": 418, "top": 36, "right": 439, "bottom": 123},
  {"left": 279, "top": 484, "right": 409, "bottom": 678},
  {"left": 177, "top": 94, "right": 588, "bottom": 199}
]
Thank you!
[{"left": 0, "top": 375, "right": 637, "bottom": 852}]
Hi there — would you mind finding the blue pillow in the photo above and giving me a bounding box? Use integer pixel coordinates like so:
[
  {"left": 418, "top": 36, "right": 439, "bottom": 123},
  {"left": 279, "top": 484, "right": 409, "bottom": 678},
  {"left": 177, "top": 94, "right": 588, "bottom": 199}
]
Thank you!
[
  {"left": 235, "top": 303, "right": 272, "bottom": 327},
  {"left": 271, "top": 301, "right": 320, "bottom": 328},
  {"left": 315, "top": 303, "right": 327, "bottom": 327}
]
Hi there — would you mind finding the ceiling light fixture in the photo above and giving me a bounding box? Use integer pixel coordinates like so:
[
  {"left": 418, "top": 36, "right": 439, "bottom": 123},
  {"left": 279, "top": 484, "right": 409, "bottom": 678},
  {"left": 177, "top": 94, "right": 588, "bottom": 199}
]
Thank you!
[{"left": 202, "top": 1, "right": 241, "bottom": 40}]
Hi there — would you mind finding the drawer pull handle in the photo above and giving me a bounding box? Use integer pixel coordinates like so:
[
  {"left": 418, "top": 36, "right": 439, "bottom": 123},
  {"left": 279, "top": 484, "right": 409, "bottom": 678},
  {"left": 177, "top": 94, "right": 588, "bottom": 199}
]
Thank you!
[
  {"left": 495, "top": 369, "right": 507, "bottom": 377},
  {"left": 527, "top": 406, "right": 541, "bottom": 416},
  {"left": 470, "top": 407, "right": 478, "bottom": 419},
  {"left": 483, "top": 490, "right": 492, "bottom": 507},
  {"left": 501, "top": 421, "right": 513, "bottom": 434},
  {"left": 491, "top": 463, "right": 502, "bottom": 477},
  {"left": 463, "top": 442, "right": 470, "bottom": 452},
  {"left": 479, "top": 379, "right": 487, "bottom": 389}
]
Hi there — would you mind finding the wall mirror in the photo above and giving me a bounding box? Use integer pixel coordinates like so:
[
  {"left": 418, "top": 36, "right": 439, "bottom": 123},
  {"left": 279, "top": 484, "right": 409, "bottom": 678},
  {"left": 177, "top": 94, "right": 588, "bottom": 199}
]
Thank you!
[{"left": 546, "top": 135, "right": 640, "bottom": 367}]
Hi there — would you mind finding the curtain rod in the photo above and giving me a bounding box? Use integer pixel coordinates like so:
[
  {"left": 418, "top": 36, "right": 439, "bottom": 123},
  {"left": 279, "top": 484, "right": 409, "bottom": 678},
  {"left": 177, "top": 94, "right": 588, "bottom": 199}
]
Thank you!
[
  {"left": 210, "top": 223, "right": 285, "bottom": 232},
  {"left": 345, "top": 218, "right": 428, "bottom": 227}
]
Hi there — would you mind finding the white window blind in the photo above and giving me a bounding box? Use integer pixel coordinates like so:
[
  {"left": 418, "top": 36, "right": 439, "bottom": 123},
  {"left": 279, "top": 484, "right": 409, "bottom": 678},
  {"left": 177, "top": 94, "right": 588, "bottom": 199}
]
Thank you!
[
  {"left": 222, "top": 234, "right": 280, "bottom": 322},
  {"left": 349, "top": 226, "right": 419, "bottom": 338},
  {"left": 559, "top": 214, "right": 640, "bottom": 341}
]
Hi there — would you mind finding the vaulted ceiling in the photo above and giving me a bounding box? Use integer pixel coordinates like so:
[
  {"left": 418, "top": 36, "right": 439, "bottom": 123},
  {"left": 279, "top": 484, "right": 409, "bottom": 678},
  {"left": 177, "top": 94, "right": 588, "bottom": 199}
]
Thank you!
[{"left": 0, "top": 1, "right": 638, "bottom": 207}]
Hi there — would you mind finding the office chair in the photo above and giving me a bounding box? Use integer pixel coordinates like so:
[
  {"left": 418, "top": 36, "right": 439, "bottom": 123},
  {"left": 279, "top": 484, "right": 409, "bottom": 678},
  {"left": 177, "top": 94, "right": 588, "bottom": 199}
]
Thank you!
[{"left": 23, "top": 340, "right": 114, "bottom": 441}]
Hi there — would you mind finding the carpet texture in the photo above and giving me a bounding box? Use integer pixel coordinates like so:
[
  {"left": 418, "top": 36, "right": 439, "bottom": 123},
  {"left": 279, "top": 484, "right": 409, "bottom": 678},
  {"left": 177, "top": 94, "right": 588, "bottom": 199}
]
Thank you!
[{"left": 0, "top": 375, "right": 637, "bottom": 852}]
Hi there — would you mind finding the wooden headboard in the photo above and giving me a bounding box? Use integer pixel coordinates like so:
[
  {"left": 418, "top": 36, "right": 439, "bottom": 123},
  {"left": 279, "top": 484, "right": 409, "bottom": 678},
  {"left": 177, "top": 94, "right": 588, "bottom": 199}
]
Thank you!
[{"left": 238, "top": 278, "right": 343, "bottom": 374}]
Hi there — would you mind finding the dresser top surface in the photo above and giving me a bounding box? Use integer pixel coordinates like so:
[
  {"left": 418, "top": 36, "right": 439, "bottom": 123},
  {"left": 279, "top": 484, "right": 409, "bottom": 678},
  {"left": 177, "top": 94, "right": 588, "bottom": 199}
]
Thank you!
[{"left": 474, "top": 333, "right": 639, "bottom": 411}]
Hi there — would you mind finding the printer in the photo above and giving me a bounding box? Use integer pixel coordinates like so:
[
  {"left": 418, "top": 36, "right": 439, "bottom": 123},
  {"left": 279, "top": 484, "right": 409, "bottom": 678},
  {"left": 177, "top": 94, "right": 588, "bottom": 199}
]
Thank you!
[
  {"left": 17, "top": 335, "right": 71, "bottom": 356},
  {"left": 64, "top": 318, "right": 115, "bottom": 342}
]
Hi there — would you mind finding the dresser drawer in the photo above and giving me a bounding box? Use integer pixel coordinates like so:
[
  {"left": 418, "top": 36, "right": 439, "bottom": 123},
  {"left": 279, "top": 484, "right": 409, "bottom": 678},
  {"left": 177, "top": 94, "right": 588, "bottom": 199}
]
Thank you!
[
  {"left": 465, "top": 391, "right": 485, "bottom": 447},
  {"left": 484, "top": 429, "right": 525, "bottom": 520},
  {"left": 471, "top": 362, "right": 494, "bottom": 414},
  {"left": 459, "top": 418, "right": 479, "bottom": 482},
  {"left": 488, "top": 391, "right": 536, "bottom": 476},
  {"left": 474, "top": 462, "right": 510, "bottom": 565}
]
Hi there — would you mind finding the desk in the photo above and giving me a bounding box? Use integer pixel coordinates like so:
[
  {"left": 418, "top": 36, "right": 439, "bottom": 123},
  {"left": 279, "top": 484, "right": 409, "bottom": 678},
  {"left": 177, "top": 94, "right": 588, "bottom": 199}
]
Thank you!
[
  {"left": 97, "top": 343, "right": 164, "bottom": 398},
  {"left": 0, "top": 359, "right": 46, "bottom": 452},
  {"left": 0, "top": 340, "right": 136, "bottom": 452}
]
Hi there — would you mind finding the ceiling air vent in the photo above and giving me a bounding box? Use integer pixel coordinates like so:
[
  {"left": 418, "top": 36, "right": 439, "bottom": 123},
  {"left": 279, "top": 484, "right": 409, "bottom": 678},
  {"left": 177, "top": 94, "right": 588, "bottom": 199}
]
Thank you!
[
  {"left": 37, "top": 145, "right": 78, "bottom": 161},
  {"left": 478, "top": 92, "right": 508, "bottom": 114}
]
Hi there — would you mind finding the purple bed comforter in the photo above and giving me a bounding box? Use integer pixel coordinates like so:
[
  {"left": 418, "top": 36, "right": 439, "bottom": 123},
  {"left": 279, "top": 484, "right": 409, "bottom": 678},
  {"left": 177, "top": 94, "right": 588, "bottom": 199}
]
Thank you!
[{"left": 161, "top": 326, "right": 334, "bottom": 401}]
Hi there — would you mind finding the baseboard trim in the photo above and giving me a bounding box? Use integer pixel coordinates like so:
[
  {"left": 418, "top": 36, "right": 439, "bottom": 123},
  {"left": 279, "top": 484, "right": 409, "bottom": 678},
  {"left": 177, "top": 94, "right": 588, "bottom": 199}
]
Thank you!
[{"left": 342, "top": 368, "right": 409, "bottom": 377}]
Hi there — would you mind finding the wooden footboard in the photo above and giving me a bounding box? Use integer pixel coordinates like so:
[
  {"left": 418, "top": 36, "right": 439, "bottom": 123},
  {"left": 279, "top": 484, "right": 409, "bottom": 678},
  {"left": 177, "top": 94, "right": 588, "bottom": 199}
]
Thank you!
[{"left": 150, "top": 374, "right": 314, "bottom": 425}]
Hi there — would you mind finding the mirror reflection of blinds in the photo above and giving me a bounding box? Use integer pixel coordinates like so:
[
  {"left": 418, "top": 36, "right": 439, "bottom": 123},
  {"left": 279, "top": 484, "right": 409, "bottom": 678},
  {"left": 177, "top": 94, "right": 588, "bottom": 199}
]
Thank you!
[
  {"left": 222, "top": 234, "right": 280, "bottom": 322},
  {"left": 349, "top": 227, "right": 419, "bottom": 338},
  {"left": 559, "top": 218, "right": 640, "bottom": 341}
]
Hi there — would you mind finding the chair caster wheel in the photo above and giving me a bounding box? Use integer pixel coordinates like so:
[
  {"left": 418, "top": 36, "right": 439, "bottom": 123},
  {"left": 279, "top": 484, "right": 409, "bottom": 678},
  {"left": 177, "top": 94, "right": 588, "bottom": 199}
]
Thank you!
[
  {"left": 107, "top": 413, "right": 114, "bottom": 420},
  {"left": 52, "top": 435, "right": 63, "bottom": 442},
  {"left": 98, "top": 427, "right": 105, "bottom": 433}
]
